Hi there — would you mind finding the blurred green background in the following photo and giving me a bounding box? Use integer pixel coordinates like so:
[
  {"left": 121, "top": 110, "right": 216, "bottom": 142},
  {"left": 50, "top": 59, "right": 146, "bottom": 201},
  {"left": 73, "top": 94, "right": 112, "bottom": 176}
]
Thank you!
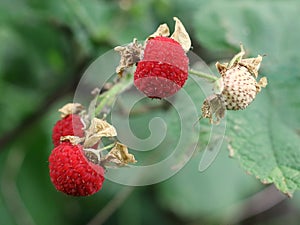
[{"left": 1, "top": 0, "right": 300, "bottom": 224}]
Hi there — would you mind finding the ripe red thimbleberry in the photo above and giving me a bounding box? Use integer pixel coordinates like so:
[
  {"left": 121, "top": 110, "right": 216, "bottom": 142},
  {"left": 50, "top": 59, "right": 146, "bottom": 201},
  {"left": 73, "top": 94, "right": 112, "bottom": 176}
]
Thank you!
[
  {"left": 52, "top": 114, "right": 84, "bottom": 147},
  {"left": 134, "top": 36, "right": 189, "bottom": 99},
  {"left": 49, "top": 142, "right": 105, "bottom": 196}
]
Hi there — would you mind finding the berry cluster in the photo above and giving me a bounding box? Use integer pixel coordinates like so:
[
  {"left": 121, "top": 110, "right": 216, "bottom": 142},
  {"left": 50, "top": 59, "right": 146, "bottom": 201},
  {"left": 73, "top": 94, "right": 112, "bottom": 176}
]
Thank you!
[
  {"left": 114, "top": 18, "right": 267, "bottom": 125},
  {"left": 49, "top": 103, "right": 136, "bottom": 196},
  {"left": 49, "top": 17, "right": 268, "bottom": 197}
]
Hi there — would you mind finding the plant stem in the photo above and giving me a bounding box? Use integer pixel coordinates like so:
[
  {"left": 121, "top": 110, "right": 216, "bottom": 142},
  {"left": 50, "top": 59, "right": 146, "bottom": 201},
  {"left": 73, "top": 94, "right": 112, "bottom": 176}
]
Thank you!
[
  {"left": 98, "top": 142, "right": 115, "bottom": 152},
  {"left": 93, "top": 73, "right": 133, "bottom": 117},
  {"left": 92, "top": 69, "right": 218, "bottom": 117},
  {"left": 189, "top": 69, "right": 219, "bottom": 82},
  {"left": 228, "top": 43, "right": 245, "bottom": 68}
]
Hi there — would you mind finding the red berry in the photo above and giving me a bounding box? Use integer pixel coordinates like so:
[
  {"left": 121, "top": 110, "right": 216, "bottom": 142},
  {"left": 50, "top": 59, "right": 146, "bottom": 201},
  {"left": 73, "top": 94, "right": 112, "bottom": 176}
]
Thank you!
[
  {"left": 49, "top": 142, "right": 105, "bottom": 196},
  {"left": 52, "top": 114, "right": 84, "bottom": 147},
  {"left": 134, "top": 36, "right": 189, "bottom": 98}
]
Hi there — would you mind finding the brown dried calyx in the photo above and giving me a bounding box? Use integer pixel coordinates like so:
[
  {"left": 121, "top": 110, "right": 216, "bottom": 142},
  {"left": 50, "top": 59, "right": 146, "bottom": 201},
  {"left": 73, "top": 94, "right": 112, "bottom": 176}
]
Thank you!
[
  {"left": 58, "top": 103, "right": 84, "bottom": 118},
  {"left": 103, "top": 142, "right": 137, "bottom": 166},
  {"left": 202, "top": 44, "right": 268, "bottom": 124},
  {"left": 148, "top": 17, "right": 191, "bottom": 52},
  {"left": 148, "top": 23, "right": 170, "bottom": 39},
  {"left": 83, "top": 118, "right": 117, "bottom": 148},
  {"left": 170, "top": 17, "right": 191, "bottom": 52},
  {"left": 114, "top": 38, "right": 144, "bottom": 76}
]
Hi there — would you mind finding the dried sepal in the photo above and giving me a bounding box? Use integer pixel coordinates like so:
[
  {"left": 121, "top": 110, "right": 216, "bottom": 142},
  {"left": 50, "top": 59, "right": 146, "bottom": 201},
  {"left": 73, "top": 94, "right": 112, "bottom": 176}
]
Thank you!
[
  {"left": 88, "top": 118, "right": 117, "bottom": 137},
  {"left": 256, "top": 76, "right": 268, "bottom": 92},
  {"left": 114, "top": 38, "right": 144, "bottom": 75},
  {"left": 84, "top": 136, "right": 101, "bottom": 148},
  {"left": 218, "top": 44, "right": 263, "bottom": 78},
  {"left": 91, "top": 87, "right": 101, "bottom": 96},
  {"left": 148, "top": 23, "right": 170, "bottom": 39},
  {"left": 201, "top": 94, "right": 226, "bottom": 125},
  {"left": 218, "top": 45, "right": 267, "bottom": 96},
  {"left": 58, "top": 103, "right": 84, "bottom": 118},
  {"left": 84, "top": 118, "right": 117, "bottom": 148},
  {"left": 170, "top": 17, "right": 191, "bottom": 52},
  {"left": 60, "top": 135, "right": 84, "bottom": 145},
  {"left": 104, "top": 142, "right": 136, "bottom": 166},
  {"left": 239, "top": 55, "right": 263, "bottom": 78},
  {"left": 84, "top": 148, "right": 101, "bottom": 164},
  {"left": 215, "top": 62, "right": 229, "bottom": 76}
]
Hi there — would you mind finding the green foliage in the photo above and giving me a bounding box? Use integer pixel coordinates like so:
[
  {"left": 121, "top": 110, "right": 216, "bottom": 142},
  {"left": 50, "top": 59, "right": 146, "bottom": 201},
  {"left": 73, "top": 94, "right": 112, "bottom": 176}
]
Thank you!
[
  {"left": 1, "top": 0, "right": 300, "bottom": 225},
  {"left": 194, "top": 0, "right": 300, "bottom": 196},
  {"left": 157, "top": 148, "right": 263, "bottom": 222}
]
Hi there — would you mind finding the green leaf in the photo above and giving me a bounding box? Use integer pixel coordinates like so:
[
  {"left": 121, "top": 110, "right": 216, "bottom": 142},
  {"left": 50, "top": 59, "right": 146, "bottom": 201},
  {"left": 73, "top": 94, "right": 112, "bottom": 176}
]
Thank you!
[
  {"left": 227, "top": 93, "right": 300, "bottom": 196},
  {"left": 193, "top": 1, "right": 300, "bottom": 56},
  {"left": 192, "top": 0, "right": 300, "bottom": 195},
  {"left": 157, "top": 147, "right": 263, "bottom": 221}
]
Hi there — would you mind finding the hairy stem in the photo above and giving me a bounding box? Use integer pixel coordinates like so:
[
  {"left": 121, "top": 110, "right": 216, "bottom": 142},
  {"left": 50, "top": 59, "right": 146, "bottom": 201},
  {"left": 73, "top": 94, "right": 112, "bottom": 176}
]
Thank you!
[{"left": 93, "top": 74, "right": 133, "bottom": 117}]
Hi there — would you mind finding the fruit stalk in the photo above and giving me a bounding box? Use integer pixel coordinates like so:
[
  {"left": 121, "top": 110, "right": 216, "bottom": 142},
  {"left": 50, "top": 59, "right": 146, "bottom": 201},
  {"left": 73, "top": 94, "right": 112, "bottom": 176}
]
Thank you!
[
  {"left": 188, "top": 69, "right": 219, "bottom": 82},
  {"left": 93, "top": 73, "right": 133, "bottom": 117}
]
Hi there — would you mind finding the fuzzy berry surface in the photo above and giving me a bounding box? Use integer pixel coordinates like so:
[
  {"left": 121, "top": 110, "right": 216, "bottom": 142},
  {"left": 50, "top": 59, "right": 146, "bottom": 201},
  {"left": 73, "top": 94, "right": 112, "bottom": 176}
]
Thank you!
[
  {"left": 134, "top": 36, "right": 189, "bottom": 98},
  {"left": 221, "top": 66, "right": 257, "bottom": 110},
  {"left": 52, "top": 114, "right": 84, "bottom": 147},
  {"left": 49, "top": 142, "right": 105, "bottom": 196}
]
